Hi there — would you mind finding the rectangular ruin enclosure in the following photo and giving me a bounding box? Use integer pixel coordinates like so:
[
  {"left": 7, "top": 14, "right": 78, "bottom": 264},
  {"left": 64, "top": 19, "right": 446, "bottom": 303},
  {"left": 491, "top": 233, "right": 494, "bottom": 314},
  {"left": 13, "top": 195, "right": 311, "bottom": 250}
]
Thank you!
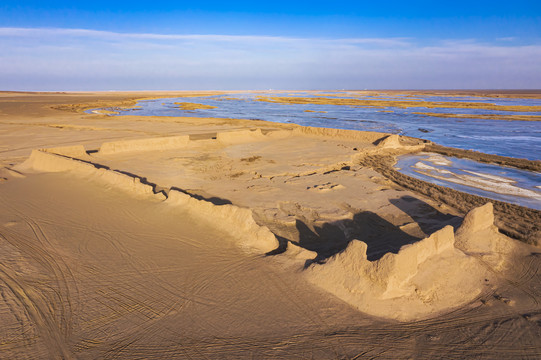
[{"left": 20, "top": 127, "right": 441, "bottom": 261}]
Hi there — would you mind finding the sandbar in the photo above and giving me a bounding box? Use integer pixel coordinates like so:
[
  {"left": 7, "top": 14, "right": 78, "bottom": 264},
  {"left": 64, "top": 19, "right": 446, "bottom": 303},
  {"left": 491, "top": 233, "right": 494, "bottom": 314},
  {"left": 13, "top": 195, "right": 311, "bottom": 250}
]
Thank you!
[{"left": 256, "top": 95, "right": 541, "bottom": 112}]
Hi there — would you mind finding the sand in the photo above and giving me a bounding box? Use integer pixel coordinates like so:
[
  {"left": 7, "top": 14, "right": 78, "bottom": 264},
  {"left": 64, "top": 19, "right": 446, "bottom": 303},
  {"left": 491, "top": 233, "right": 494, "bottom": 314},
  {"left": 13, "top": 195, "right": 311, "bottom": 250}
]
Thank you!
[
  {"left": 313, "top": 89, "right": 541, "bottom": 99},
  {"left": 412, "top": 112, "right": 541, "bottom": 122},
  {"left": 1, "top": 91, "right": 541, "bottom": 358},
  {"left": 255, "top": 95, "right": 541, "bottom": 113},
  {"left": 174, "top": 102, "right": 218, "bottom": 110}
]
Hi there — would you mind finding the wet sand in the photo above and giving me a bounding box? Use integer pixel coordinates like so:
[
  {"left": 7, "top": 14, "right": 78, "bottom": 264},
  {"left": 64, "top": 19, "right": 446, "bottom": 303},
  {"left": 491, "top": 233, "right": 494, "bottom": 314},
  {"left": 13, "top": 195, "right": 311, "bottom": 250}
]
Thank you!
[
  {"left": 1, "top": 91, "right": 540, "bottom": 359},
  {"left": 255, "top": 95, "right": 541, "bottom": 113},
  {"left": 366, "top": 89, "right": 541, "bottom": 99},
  {"left": 318, "top": 89, "right": 541, "bottom": 99},
  {"left": 413, "top": 112, "right": 541, "bottom": 122},
  {"left": 174, "top": 102, "right": 218, "bottom": 110}
]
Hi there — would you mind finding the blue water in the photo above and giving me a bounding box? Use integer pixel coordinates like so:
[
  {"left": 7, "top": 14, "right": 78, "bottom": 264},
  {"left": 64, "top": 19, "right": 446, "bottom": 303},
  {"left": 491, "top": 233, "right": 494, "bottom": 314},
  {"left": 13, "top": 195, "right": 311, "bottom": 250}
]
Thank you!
[
  {"left": 101, "top": 93, "right": 541, "bottom": 161},
  {"left": 396, "top": 153, "right": 541, "bottom": 210}
]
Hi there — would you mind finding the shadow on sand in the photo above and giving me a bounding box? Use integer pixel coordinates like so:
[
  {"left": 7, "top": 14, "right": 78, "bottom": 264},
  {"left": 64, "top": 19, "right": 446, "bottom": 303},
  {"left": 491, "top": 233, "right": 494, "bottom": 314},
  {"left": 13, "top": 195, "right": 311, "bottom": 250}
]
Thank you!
[
  {"left": 268, "top": 195, "right": 461, "bottom": 266},
  {"left": 389, "top": 195, "right": 461, "bottom": 234}
]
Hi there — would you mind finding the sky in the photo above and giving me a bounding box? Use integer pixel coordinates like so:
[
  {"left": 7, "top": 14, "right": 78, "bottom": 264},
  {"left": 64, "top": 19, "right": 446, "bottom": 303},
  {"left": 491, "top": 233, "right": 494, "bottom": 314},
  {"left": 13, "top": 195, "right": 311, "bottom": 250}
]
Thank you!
[{"left": 1, "top": 1, "right": 540, "bottom": 90}]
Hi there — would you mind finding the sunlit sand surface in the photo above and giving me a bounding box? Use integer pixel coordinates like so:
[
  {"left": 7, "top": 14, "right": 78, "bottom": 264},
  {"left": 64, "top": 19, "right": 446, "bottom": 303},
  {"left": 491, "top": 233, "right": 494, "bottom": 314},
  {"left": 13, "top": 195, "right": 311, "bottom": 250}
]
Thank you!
[{"left": 0, "top": 91, "right": 540, "bottom": 358}]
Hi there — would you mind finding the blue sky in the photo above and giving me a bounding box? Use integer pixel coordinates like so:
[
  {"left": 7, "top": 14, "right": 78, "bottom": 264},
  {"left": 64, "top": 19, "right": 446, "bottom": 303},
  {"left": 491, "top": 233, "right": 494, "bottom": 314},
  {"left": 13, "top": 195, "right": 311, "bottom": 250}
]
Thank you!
[{"left": 1, "top": 1, "right": 540, "bottom": 90}]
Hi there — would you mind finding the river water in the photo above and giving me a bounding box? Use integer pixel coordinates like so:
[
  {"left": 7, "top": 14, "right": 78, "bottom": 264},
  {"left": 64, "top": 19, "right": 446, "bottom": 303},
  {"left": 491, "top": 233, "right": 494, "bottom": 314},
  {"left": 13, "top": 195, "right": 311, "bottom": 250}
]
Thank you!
[
  {"left": 395, "top": 153, "right": 541, "bottom": 210},
  {"left": 111, "top": 93, "right": 541, "bottom": 161}
]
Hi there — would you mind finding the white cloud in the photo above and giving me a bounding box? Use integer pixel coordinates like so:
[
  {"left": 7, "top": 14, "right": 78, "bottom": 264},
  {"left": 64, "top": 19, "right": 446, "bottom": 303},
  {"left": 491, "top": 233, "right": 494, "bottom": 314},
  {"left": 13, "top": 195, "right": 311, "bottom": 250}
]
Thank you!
[
  {"left": 0, "top": 27, "right": 411, "bottom": 47},
  {"left": 0, "top": 27, "right": 540, "bottom": 90}
]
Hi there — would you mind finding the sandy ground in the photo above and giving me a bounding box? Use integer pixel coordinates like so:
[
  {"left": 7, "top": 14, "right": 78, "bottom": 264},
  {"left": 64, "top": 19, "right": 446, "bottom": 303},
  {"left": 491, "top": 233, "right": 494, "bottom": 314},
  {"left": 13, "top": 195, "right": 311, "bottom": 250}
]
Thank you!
[
  {"left": 255, "top": 95, "right": 541, "bottom": 113},
  {"left": 412, "top": 112, "right": 541, "bottom": 122},
  {"left": 1, "top": 91, "right": 541, "bottom": 359}
]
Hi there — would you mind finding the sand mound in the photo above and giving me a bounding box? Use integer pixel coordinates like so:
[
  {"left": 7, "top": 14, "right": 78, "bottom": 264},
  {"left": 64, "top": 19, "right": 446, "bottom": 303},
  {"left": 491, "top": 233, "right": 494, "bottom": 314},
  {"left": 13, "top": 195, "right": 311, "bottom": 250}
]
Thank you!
[
  {"left": 455, "top": 202, "right": 526, "bottom": 267},
  {"left": 15, "top": 149, "right": 95, "bottom": 174},
  {"left": 375, "top": 134, "right": 402, "bottom": 149},
  {"left": 99, "top": 135, "right": 190, "bottom": 154},
  {"left": 458, "top": 202, "right": 495, "bottom": 234},
  {"left": 305, "top": 203, "right": 517, "bottom": 321},
  {"left": 43, "top": 145, "right": 88, "bottom": 158}
]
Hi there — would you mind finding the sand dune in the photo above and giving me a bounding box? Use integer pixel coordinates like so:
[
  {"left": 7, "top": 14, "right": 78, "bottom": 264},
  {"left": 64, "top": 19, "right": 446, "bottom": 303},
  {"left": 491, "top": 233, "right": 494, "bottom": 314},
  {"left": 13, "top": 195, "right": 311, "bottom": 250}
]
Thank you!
[{"left": 1, "top": 92, "right": 540, "bottom": 358}]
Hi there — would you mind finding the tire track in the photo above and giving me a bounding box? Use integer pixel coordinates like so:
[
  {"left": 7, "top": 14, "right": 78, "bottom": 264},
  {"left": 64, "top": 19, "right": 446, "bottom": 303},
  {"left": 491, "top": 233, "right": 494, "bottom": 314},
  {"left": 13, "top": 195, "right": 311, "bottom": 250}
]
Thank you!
[{"left": 0, "top": 232, "right": 73, "bottom": 359}]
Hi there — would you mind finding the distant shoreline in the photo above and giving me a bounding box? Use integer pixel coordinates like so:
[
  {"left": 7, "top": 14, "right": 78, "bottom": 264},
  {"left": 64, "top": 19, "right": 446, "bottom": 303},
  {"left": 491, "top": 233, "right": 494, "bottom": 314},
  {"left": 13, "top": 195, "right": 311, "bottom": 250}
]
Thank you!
[{"left": 2, "top": 89, "right": 541, "bottom": 99}]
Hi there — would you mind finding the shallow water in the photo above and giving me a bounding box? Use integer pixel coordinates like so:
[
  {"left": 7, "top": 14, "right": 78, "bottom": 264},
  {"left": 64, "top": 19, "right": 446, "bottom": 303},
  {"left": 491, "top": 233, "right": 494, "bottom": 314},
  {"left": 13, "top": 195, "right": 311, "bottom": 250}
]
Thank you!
[
  {"left": 107, "top": 93, "right": 541, "bottom": 161},
  {"left": 395, "top": 153, "right": 541, "bottom": 210}
]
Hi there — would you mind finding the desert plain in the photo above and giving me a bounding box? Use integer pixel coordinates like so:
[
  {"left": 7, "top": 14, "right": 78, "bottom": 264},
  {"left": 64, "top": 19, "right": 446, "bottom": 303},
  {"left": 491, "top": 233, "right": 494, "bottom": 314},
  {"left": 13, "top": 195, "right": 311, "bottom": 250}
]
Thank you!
[{"left": 0, "top": 91, "right": 540, "bottom": 359}]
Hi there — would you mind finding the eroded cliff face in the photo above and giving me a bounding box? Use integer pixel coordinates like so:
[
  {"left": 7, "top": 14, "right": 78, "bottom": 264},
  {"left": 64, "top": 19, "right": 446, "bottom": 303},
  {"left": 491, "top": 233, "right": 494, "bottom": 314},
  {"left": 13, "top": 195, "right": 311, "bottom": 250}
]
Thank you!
[{"left": 305, "top": 203, "right": 525, "bottom": 321}]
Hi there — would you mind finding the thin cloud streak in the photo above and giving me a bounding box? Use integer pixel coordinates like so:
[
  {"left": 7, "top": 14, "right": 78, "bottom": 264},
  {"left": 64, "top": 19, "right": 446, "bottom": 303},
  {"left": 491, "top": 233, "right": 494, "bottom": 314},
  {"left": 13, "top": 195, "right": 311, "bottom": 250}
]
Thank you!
[
  {"left": 0, "top": 27, "right": 411, "bottom": 46},
  {"left": 0, "top": 27, "right": 539, "bottom": 90}
]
